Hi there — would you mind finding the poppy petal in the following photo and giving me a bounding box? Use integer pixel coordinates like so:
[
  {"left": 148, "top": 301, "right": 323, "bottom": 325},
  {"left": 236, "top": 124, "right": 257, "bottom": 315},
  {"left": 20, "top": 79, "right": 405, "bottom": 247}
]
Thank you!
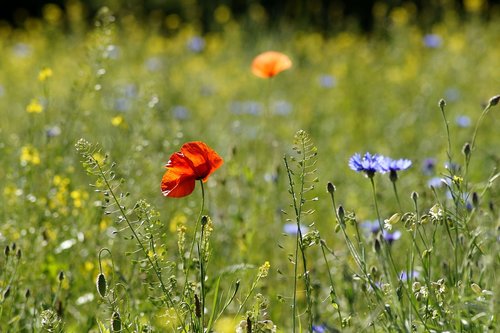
[
  {"left": 161, "top": 171, "right": 196, "bottom": 198},
  {"left": 180, "top": 142, "right": 223, "bottom": 181},
  {"left": 251, "top": 51, "right": 292, "bottom": 78}
]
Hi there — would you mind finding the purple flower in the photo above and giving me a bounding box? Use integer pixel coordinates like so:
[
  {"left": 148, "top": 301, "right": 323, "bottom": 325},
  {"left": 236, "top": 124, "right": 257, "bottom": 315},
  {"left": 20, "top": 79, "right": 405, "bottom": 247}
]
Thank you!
[
  {"left": 172, "top": 105, "right": 190, "bottom": 120},
  {"left": 283, "top": 223, "right": 309, "bottom": 235},
  {"left": 361, "top": 220, "right": 381, "bottom": 234},
  {"left": 318, "top": 74, "right": 337, "bottom": 88},
  {"left": 423, "top": 34, "right": 442, "bottom": 48},
  {"left": 427, "top": 177, "right": 443, "bottom": 188},
  {"left": 399, "top": 270, "right": 419, "bottom": 281},
  {"left": 384, "top": 158, "right": 412, "bottom": 171},
  {"left": 312, "top": 324, "right": 328, "bottom": 333},
  {"left": 455, "top": 115, "right": 471, "bottom": 128},
  {"left": 187, "top": 36, "right": 205, "bottom": 53},
  {"left": 349, "top": 153, "right": 387, "bottom": 178},
  {"left": 382, "top": 230, "right": 402, "bottom": 244},
  {"left": 422, "top": 158, "right": 436, "bottom": 176},
  {"left": 382, "top": 157, "right": 412, "bottom": 182}
]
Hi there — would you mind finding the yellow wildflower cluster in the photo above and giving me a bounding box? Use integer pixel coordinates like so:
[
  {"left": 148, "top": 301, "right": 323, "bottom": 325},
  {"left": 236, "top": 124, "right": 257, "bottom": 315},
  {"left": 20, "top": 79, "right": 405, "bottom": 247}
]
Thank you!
[
  {"left": 38, "top": 67, "right": 53, "bottom": 81},
  {"left": 26, "top": 99, "right": 44, "bottom": 113},
  {"left": 49, "top": 175, "right": 70, "bottom": 214},
  {"left": 20, "top": 145, "right": 41, "bottom": 166},
  {"left": 70, "top": 189, "right": 89, "bottom": 208},
  {"left": 258, "top": 261, "right": 271, "bottom": 278}
]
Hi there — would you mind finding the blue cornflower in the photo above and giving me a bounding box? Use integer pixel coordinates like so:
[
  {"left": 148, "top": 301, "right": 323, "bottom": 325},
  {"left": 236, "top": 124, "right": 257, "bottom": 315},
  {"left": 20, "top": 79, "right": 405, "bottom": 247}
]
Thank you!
[
  {"left": 423, "top": 34, "right": 442, "bottom": 48},
  {"left": 360, "top": 220, "right": 381, "bottom": 234},
  {"left": 318, "top": 74, "right": 337, "bottom": 88},
  {"left": 186, "top": 36, "right": 205, "bottom": 53},
  {"left": 427, "top": 177, "right": 443, "bottom": 189},
  {"left": 283, "top": 223, "right": 309, "bottom": 235},
  {"left": 383, "top": 158, "right": 412, "bottom": 182},
  {"left": 382, "top": 230, "right": 402, "bottom": 244},
  {"left": 312, "top": 324, "right": 329, "bottom": 333},
  {"left": 422, "top": 158, "right": 436, "bottom": 176},
  {"left": 349, "top": 153, "right": 387, "bottom": 178},
  {"left": 456, "top": 115, "right": 471, "bottom": 128},
  {"left": 399, "top": 270, "right": 420, "bottom": 281}
]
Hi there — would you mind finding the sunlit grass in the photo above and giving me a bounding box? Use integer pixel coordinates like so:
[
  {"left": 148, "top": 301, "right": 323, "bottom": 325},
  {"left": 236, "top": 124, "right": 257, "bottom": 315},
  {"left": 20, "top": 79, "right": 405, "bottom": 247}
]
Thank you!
[{"left": 0, "top": 6, "right": 498, "bottom": 332}]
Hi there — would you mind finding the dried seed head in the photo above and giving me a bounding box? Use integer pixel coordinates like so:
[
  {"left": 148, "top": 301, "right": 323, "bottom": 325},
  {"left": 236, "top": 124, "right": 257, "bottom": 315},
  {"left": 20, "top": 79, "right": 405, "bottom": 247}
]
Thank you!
[
  {"left": 16, "top": 249, "right": 22, "bottom": 260},
  {"left": 4, "top": 245, "right": 9, "bottom": 257},
  {"left": 96, "top": 273, "right": 107, "bottom": 298},
  {"left": 58, "top": 271, "right": 65, "bottom": 282},
  {"left": 111, "top": 311, "right": 122, "bottom": 332},
  {"left": 25, "top": 288, "right": 31, "bottom": 299}
]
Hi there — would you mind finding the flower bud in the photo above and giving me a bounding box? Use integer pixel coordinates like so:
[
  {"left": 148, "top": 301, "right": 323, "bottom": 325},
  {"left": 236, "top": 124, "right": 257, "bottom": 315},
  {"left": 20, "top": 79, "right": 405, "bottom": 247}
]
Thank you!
[
  {"left": 439, "top": 99, "right": 446, "bottom": 109},
  {"left": 472, "top": 192, "right": 479, "bottom": 209},
  {"left": 111, "top": 311, "right": 122, "bottom": 332},
  {"left": 327, "top": 182, "right": 335, "bottom": 194},
  {"left": 462, "top": 142, "right": 471, "bottom": 157},
  {"left": 487, "top": 95, "right": 500, "bottom": 107},
  {"left": 337, "top": 205, "right": 345, "bottom": 221},
  {"left": 96, "top": 273, "right": 107, "bottom": 298}
]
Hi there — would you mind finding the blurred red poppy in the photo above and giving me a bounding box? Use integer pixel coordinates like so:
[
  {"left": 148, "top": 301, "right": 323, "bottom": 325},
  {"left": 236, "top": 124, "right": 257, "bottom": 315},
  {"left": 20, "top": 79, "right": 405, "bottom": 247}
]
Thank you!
[
  {"left": 251, "top": 51, "right": 292, "bottom": 78},
  {"left": 161, "top": 141, "right": 223, "bottom": 198}
]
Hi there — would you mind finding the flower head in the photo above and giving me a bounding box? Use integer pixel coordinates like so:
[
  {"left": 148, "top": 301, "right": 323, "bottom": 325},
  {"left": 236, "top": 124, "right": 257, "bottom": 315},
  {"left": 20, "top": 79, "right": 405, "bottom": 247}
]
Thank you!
[
  {"left": 161, "top": 142, "right": 223, "bottom": 198},
  {"left": 383, "top": 157, "right": 412, "bottom": 182},
  {"left": 382, "top": 230, "right": 402, "bottom": 244},
  {"left": 251, "top": 51, "right": 292, "bottom": 79},
  {"left": 349, "top": 152, "right": 387, "bottom": 178},
  {"left": 26, "top": 99, "right": 44, "bottom": 114}
]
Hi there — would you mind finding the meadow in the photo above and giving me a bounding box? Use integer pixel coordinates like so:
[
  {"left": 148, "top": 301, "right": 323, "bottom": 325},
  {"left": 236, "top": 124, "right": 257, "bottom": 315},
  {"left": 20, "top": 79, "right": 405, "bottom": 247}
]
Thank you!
[{"left": 0, "top": 4, "right": 499, "bottom": 332}]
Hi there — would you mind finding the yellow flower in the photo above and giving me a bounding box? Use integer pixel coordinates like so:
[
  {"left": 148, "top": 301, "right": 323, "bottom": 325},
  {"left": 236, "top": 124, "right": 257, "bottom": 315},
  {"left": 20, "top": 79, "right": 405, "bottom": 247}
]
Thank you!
[
  {"left": 111, "top": 115, "right": 124, "bottom": 127},
  {"left": 20, "top": 145, "right": 41, "bottom": 166},
  {"left": 38, "top": 67, "right": 53, "bottom": 81},
  {"left": 26, "top": 99, "right": 43, "bottom": 113},
  {"left": 258, "top": 261, "right": 271, "bottom": 278}
]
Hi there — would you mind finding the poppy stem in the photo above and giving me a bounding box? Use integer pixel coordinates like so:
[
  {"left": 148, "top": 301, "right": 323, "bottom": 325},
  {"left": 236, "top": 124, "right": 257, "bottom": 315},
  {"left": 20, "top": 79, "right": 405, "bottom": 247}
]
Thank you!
[{"left": 181, "top": 180, "right": 206, "bottom": 331}]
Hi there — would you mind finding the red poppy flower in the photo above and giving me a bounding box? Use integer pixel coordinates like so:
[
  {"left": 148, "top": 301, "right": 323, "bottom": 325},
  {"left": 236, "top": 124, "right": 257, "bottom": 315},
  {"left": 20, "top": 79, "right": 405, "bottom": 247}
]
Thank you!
[
  {"left": 251, "top": 51, "right": 292, "bottom": 78},
  {"left": 161, "top": 141, "right": 223, "bottom": 198}
]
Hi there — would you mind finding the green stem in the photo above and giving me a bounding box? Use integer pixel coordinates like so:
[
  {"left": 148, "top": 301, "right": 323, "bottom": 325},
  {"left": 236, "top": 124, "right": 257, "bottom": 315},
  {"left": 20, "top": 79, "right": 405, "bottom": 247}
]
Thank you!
[
  {"left": 439, "top": 100, "right": 453, "bottom": 164},
  {"left": 391, "top": 180, "right": 402, "bottom": 212}
]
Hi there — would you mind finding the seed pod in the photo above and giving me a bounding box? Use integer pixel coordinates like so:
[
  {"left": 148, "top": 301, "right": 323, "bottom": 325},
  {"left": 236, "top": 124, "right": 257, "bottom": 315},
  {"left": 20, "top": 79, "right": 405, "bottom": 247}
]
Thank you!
[
  {"left": 96, "top": 273, "right": 107, "bottom": 298},
  {"left": 4, "top": 245, "right": 10, "bottom": 257},
  {"left": 471, "top": 283, "right": 482, "bottom": 295},
  {"left": 58, "top": 271, "right": 65, "bottom": 282},
  {"left": 25, "top": 288, "right": 31, "bottom": 299},
  {"left": 111, "top": 311, "right": 122, "bottom": 332},
  {"left": 3, "top": 286, "right": 11, "bottom": 300}
]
